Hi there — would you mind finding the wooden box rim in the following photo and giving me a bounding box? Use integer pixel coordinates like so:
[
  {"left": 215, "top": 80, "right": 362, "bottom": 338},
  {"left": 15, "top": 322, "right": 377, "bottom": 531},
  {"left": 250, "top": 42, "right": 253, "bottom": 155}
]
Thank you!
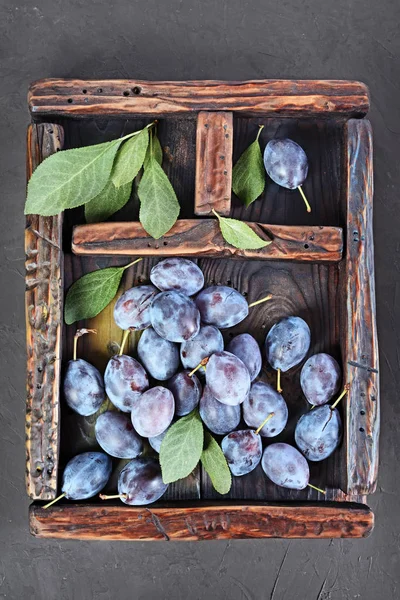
[{"left": 25, "top": 78, "right": 379, "bottom": 540}]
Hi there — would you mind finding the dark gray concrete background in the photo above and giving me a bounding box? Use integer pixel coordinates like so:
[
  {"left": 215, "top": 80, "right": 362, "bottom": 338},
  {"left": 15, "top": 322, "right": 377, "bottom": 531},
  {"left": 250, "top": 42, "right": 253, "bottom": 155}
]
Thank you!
[{"left": 0, "top": 0, "right": 399, "bottom": 598}]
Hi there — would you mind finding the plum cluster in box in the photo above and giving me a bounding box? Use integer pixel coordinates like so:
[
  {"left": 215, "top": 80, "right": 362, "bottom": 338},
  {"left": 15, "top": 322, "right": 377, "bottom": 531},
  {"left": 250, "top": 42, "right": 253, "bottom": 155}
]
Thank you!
[{"left": 53, "top": 257, "right": 347, "bottom": 509}]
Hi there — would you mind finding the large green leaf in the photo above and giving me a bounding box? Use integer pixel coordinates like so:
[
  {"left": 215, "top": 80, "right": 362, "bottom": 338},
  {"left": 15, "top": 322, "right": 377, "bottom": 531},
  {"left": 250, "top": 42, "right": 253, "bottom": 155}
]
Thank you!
[
  {"left": 159, "top": 410, "right": 204, "bottom": 484},
  {"left": 85, "top": 180, "right": 132, "bottom": 223},
  {"left": 138, "top": 156, "right": 180, "bottom": 239},
  {"left": 232, "top": 126, "right": 266, "bottom": 207},
  {"left": 201, "top": 432, "right": 232, "bottom": 495},
  {"left": 111, "top": 128, "right": 149, "bottom": 188},
  {"left": 25, "top": 139, "right": 121, "bottom": 216}
]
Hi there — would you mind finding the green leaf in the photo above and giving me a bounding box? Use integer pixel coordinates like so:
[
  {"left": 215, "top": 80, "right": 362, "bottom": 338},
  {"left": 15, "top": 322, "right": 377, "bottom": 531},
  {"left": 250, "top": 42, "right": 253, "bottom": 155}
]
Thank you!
[
  {"left": 65, "top": 265, "right": 125, "bottom": 325},
  {"left": 213, "top": 211, "right": 271, "bottom": 250},
  {"left": 201, "top": 432, "right": 232, "bottom": 495},
  {"left": 159, "top": 410, "right": 204, "bottom": 484},
  {"left": 232, "top": 126, "right": 265, "bottom": 207},
  {"left": 111, "top": 128, "right": 149, "bottom": 188},
  {"left": 138, "top": 157, "right": 180, "bottom": 239},
  {"left": 85, "top": 180, "right": 132, "bottom": 223},
  {"left": 144, "top": 132, "right": 163, "bottom": 169},
  {"left": 25, "top": 139, "right": 122, "bottom": 216}
]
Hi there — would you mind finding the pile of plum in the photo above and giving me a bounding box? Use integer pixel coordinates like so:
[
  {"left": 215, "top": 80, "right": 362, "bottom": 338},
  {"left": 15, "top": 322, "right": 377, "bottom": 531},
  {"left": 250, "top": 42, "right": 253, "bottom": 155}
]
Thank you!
[{"left": 51, "top": 258, "right": 345, "bottom": 508}]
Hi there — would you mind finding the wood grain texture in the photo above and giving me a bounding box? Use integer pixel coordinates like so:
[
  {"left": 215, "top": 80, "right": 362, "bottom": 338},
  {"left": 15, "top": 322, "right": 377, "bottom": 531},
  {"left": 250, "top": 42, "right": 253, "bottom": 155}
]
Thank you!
[
  {"left": 25, "top": 123, "right": 64, "bottom": 500},
  {"left": 29, "top": 502, "right": 374, "bottom": 540},
  {"left": 194, "top": 112, "right": 232, "bottom": 215},
  {"left": 72, "top": 220, "right": 343, "bottom": 262},
  {"left": 28, "top": 79, "right": 370, "bottom": 118},
  {"left": 343, "top": 119, "right": 379, "bottom": 495}
]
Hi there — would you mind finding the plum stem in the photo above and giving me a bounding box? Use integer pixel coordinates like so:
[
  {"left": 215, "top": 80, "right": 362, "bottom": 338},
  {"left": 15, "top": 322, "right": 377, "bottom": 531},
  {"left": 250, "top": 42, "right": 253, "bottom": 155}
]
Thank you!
[
  {"left": 298, "top": 185, "right": 311, "bottom": 213},
  {"left": 118, "top": 121, "right": 156, "bottom": 143},
  {"left": 122, "top": 257, "right": 142, "bottom": 271},
  {"left": 277, "top": 368, "right": 282, "bottom": 393},
  {"left": 256, "top": 124, "right": 265, "bottom": 142},
  {"left": 188, "top": 357, "right": 209, "bottom": 377},
  {"left": 99, "top": 493, "right": 127, "bottom": 500},
  {"left": 119, "top": 329, "right": 131, "bottom": 356},
  {"left": 308, "top": 483, "right": 326, "bottom": 495},
  {"left": 73, "top": 328, "right": 97, "bottom": 361},
  {"left": 43, "top": 492, "right": 66, "bottom": 509},
  {"left": 248, "top": 294, "right": 272, "bottom": 308},
  {"left": 255, "top": 412, "right": 274, "bottom": 435},
  {"left": 331, "top": 384, "right": 350, "bottom": 410}
]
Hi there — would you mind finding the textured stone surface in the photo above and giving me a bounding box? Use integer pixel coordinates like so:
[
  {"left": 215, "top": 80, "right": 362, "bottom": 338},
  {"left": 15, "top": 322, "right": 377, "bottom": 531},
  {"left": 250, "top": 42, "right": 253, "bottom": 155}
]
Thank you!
[{"left": 0, "top": 0, "right": 399, "bottom": 597}]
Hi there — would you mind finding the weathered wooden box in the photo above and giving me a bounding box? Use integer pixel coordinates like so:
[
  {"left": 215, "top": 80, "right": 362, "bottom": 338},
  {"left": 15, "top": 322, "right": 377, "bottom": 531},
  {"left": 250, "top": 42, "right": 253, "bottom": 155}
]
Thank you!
[{"left": 26, "top": 79, "right": 379, "bottom": 540}]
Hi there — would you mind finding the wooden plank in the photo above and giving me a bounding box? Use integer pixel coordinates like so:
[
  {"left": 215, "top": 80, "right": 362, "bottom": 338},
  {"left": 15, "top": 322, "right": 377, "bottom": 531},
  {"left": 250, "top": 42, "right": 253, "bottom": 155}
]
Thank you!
[
  {"left": 194, "top": 112, "right": 232, "bottom": 216},
  {"left": 28, "top": 79, "right": 370, "bottom": 118},
  {"left": 344, "top": 119, "right": 379, "bottom": 495},
  {"left": 72, "top": 220, "right": 343, "bottom": 262},
  {"left": 29, "top": 503, "right": 374, "bottom": 540},
  {"left": 25, "top": 123, "right": 64, "bottom": 500}
]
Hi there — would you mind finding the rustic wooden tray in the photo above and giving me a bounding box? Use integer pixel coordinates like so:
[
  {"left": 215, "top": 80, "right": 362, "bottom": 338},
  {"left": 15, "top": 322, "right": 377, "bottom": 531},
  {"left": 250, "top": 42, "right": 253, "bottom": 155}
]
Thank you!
[{"left": 25, "top": 79, "right": 379, "bottom": 540}]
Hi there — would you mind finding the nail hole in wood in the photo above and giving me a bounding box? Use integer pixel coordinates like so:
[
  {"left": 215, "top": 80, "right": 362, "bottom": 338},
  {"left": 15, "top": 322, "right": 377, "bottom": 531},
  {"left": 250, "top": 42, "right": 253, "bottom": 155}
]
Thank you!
[
  {"left": 163, "top": 241, "right": 168, "bottom": 246},
  {"left": 359, "top": 427, "right": 365, "bottom": 433},
  {"left": 123, "top": 91, "right": 130, "bottom": 97},
  {"left": 48, "top": 130, "right": 53, "bottom": 135},
  {"left": 304, "top": 243, "right": 309, "bottom": 249},
  {"left": 132, "top": 87, "right": 141, "bottom": 95},
  {"left": 98, "top": 88, "right": 103, "bottom": 93},
  {"left": 67, "top": 98, "right": 73, "bottom": 103},
  {"left": 360, "top": 410, "right": 366, "bottom": 415},
  {"left": 82, "top": 89, "right": 87, "bottom": 94}
]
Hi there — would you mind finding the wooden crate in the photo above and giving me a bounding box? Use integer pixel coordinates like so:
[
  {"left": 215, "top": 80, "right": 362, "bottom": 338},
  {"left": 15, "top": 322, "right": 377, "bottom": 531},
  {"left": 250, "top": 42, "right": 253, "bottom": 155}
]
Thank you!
[{"left": 26, "top": 79, "right": 378, "bottom": 540}]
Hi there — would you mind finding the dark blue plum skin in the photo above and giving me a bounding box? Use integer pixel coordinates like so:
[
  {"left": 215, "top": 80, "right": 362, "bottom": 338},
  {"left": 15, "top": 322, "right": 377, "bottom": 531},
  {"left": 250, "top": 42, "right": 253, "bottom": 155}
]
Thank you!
[
  {"left": 295, "top": 405, "right": 342, "bottom": 461},
  {"left": 167, "top": 371, "right": 201, "bottom": 416},
  {"left": 227, "top": 333, "right": 262, "bottom": 382},
  {"left": 113, "top": 285, "right": 158, "bottom": 331},
  {"left": 263, "top": 139, "right": 308, "bottom": 190},
  {"left": 300, "top": 353, "right": 341, "bottom": 406},
  {"left": 138, "top": 328, "right": 179, "bottom": 381},
  {"left": 95, "top": 411, "right": 143, "bottom": 459},
  {"left": 221, "top": 430, "right": 262, "bottom": 476},
  {"left": 62, "top": 452, "right": 112, "bottom": 500},
  {"left": 199, "top": 385, "right": 241, "bottom": 435},
  {"left": 180, "top": 325, "right": 224, "bottom": 373},
  {"left": 206, "top": 351, "right": 250, "bottom": 406},
  {"left": 150, "top": 291, "right": 201, "bottom": 342},
  {"left": 104, "top": 355, "right": 149, "bottom": 412},
  {"left": 262, "top": 443, "right": 309, "bottom": 490},
  {"left": 64, "top": 359, "right": 105, "bottom": 416},
  {"left": 265, "top": 316, "right": 311, "bottom": 372},
  {"left": 195, "top": 286, "right": 248, "bottom": 329},
  {"left": 243, "top": 381, "right": 288, "bottom": 437},
  {"left": 131, "top": 386, "right": 175, "bottom": 438},
  {"left": 118, "top": 457, "right": 168, "bottom": 505},
  {"left": 150, "top": 258, "right": 204, "bottom": 296},
  {"left": 148, "top": 424, "right": 172, "bottom": 453}
]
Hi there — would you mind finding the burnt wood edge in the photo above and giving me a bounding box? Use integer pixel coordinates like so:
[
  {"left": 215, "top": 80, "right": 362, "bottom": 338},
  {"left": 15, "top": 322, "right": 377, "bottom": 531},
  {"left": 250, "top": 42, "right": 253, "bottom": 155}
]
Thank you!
[
  {"left": 28, "top": 79, "right": 370, "bottom": 118},
  {"left": 30, "top": 502, "right": 374, "bottom": 540},
  {"left": 194, "top": 111, "right": 233, "bottom": 216},
  {"left": 71, "top": 221, "right": 344, "bottom": 262},
  {"left": 344, "top": 119, "right": 379, "bottom": 496},
  {"left": 25, "top": 123, "right": 64, "bottom": 500}
]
